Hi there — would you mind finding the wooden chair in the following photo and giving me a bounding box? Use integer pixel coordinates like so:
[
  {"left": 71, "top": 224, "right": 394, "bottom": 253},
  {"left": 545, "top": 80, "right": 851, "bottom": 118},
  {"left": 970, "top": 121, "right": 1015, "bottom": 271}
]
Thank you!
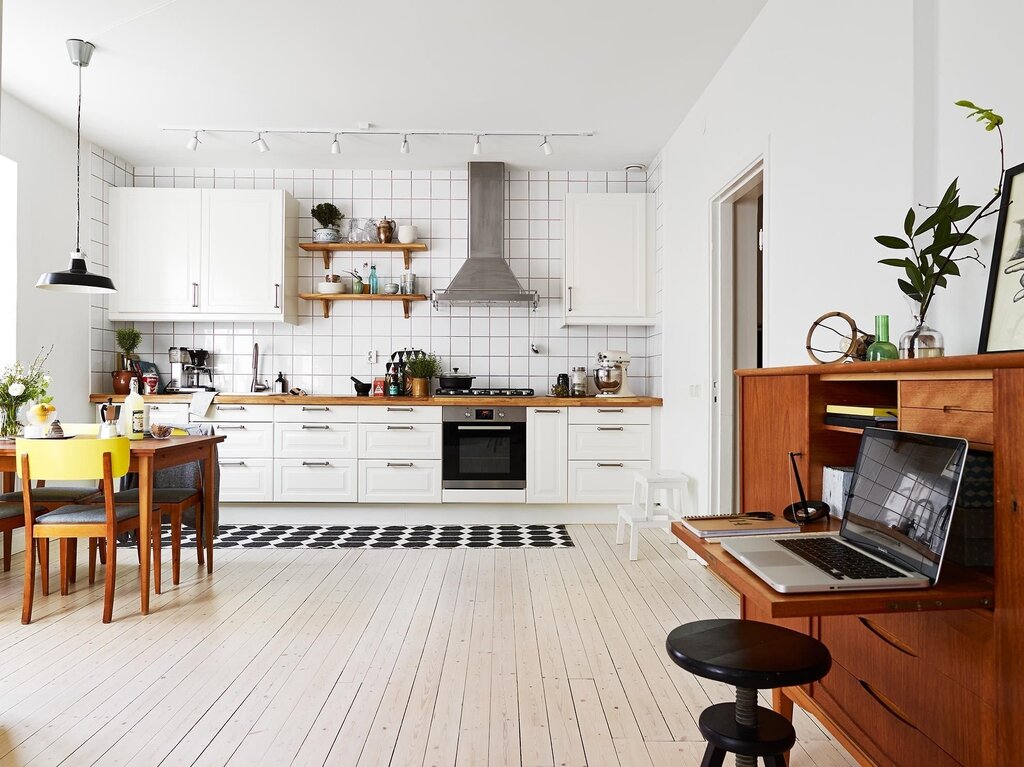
[
  {"left": 0, "top": 501, "right": 47, "bottom": 571},
  {"left": 17, "top": 436, "right": 154, "bottom": 624}
]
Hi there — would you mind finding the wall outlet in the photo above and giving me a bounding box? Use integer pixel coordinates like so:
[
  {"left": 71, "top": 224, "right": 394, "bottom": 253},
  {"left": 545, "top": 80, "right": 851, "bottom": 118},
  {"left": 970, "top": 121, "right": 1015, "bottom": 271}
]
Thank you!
[
  {"left": 689, "top": 384, "right": 701, "bottom": 397},
  {"left": 366, "top": 350, "right": 378, "bottom": 364}
]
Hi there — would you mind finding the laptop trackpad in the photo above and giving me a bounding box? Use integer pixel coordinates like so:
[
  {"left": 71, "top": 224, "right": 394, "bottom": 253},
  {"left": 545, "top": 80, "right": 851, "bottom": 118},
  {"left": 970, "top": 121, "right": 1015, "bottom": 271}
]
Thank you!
[{"left": 745, "top": 550, "right": 804, "bottom": 568}]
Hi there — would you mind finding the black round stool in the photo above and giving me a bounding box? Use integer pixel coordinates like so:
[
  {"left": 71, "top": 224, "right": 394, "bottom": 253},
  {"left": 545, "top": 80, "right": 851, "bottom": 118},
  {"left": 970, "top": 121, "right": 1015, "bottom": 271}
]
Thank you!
[{"left": 666, "top": 619, "right": 832, "bottom": 767}]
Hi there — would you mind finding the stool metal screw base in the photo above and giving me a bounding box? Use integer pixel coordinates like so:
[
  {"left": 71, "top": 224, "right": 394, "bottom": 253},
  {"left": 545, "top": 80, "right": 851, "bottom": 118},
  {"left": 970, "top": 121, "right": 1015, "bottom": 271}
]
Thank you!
[{"left": 734, "top": 687, "right": 758, "bottom": 767}]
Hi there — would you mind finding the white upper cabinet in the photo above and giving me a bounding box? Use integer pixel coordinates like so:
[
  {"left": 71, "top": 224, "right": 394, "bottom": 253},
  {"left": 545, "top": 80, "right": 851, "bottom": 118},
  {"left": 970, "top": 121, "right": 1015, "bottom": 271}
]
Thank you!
[
  {"left": 109, "top": 188, "right": 202, "bottom": 316},
  {"left": 563, "top": 193, "right": 655, "bottom": 325},
  {"left": 109, "top": 188, "right": 296, "bottom": 322}
]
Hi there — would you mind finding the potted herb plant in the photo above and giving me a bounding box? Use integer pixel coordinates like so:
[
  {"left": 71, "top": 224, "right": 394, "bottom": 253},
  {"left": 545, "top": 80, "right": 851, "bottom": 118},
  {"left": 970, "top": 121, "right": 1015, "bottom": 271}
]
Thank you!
[
  {"left": 0, "top": 348, "right": 52, "bottom": 439},
  {"left": 311, "top": 202, "right": 344, "bottom": 243},
  {"left": 875, "top": 100, "right": 1007, "bottom": 358},
  {"left": 404, "top": 353, "right": 441, "bottom": 398},
  {"left": 112, "top": 327, "right": 141, "bottom": 394}
]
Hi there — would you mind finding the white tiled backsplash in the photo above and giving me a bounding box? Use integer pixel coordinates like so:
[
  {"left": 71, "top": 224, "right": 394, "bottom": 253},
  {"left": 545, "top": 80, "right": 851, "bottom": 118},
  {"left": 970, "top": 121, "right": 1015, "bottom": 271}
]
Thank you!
[{"left": 91, "top": 166, "right": 663, "bottom": 396}]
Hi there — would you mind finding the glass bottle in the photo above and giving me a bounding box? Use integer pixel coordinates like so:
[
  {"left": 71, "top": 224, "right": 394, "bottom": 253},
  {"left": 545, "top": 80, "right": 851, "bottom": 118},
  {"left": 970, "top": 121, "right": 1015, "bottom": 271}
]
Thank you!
[
  {"left": 368, "top": 264, "right": 378, "bottom": 295},
  {"left": 866, "top": 314, "right": 899, "bottom": 361}
]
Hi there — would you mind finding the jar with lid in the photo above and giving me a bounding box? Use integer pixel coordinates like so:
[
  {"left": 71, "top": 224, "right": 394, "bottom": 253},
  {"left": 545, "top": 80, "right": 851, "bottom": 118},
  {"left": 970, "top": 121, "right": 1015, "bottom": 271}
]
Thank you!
[{"left": 571, "top": 366, "right": 588, "bottom": 397}]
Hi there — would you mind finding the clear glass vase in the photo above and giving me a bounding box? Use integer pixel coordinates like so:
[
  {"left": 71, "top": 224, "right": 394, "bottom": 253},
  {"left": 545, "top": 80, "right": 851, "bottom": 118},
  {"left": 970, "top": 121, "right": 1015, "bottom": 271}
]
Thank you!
[
  {"left": 899, "top": 319, "right": 945, "bottom": 359},
  {"left": 0, "top": 402, "right": 21, "bottom": 440}
]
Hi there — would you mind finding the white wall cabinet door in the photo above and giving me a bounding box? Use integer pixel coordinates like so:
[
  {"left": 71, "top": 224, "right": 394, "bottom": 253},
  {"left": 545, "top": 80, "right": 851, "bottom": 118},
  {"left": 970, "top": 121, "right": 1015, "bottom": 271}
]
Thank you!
[
  {"left": 201, "top": 190, "right": 284, "bottom": 315},
  {"left": 109, "top": 188, "right": 202, "bottom": 318},
  {"left": 527, "top": 407, "right": 568, "bottom": 504},
  {"left": 563, "top": 193, "right": 654, "bottom": 325}
]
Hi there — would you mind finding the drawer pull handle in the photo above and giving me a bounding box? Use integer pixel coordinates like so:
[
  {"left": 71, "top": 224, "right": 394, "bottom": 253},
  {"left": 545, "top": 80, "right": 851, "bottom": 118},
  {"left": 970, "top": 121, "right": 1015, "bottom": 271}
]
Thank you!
[
  {"left": 149, "top": 406, "right": 161, "bottom": 411},
  {"left": 387, "top": 425, "right": 414, "bottom": 430},
  {"left": 597, "top": 462, "right": 624, "bottom": 468},
  {"left": 217, "top": 405, "right": 246, "bottom": 411},
  {"left": 597, "top": 426, "right": 624, "bottom": 431},
  {"left": 302, "top": 461, "right": 331, "bottom": 467},
  {"left": 302, "top": 406, "right": 330, "bottom": 412},
  {"left": 387, "top": 407, "right": 414, "bottom": 412},
  {"left": 535, "top": 409, "right": 562, "bottom": 413},
  {"left": 942, "top": 404, "right": 963, "bottom": 413},
  {"left": 387, "top": 462, "right": 414, "bottom": 468},
  {"left": 858, "top": 617, "right": 918, "bottom": 657},
  {"left": 597, "top": 408, "right": 624, "bottom": 413},
  {"left": 301, "top": 425, "right": 330, "bottom": 430},
  {"left": 858, "top": 680, "right": 920, "bottom": 731},
  {"left": 217, "top": 425, "right": 247, "bottom": 431},
  {"left": 220, "top": 461, "right": 246, "bottom": 467}
]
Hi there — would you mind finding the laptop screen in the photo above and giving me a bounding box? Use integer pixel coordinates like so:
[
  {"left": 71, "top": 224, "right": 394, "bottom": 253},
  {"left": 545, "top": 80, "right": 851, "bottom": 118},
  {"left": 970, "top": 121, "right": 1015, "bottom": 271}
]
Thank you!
[{"left": 841, "top": 428, "right": 968, "bottom": 582}]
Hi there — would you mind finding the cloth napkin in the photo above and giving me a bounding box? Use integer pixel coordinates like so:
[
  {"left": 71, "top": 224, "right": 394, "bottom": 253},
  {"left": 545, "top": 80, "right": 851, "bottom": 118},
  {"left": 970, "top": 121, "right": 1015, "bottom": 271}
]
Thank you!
[{"left": 189, "top": 390, "right": 217, "bottom": 417}]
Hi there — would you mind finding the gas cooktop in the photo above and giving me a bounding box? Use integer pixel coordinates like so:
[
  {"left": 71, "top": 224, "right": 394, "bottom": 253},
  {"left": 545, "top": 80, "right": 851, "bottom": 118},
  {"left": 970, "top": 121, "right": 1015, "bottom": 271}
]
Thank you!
[{"left": 435, "top": 388, "right": 535, "bottom": 397}]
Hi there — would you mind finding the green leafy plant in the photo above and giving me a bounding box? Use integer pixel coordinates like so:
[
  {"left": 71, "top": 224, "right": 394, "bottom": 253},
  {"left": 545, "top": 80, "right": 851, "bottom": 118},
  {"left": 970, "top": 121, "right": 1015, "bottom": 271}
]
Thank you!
[
  {"left": 875, "top": 100, "right": 1006, "bottom": 326},
  {"left": 115, "top": 326, "right": 142, "bottom": 356},
  {"left": 311, "top": 202, "right": 343, "bottom": 229},
  {"left": 404, "top": 353, "right": 441, "bottom": 380}
]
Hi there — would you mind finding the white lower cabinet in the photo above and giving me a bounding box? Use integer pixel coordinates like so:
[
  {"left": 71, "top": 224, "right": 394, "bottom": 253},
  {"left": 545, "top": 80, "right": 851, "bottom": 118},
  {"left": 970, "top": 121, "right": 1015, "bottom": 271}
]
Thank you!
[
  {"left": 219, "top": 458, "right": 274, "bottom": 502},
  {"left": 358, "top": 423, "right": 442, "bottom": 460},
  {"left": 275, "top": 459, "right": 358, "bottom": 503},
  {"left": 359, "top": 460, "right": 442, "bottom": 504},
  {"left": 212, "top": 422, "right": 274, "bottom": 459},
  {"left": 275, "top": 422, "right": 357, "bottom": 459},
  {"left": 527, "top": 407, "right": 568, "bottom": 504},
  {"left": 568, "top": 424, "right": 652, "bottom": 461},
  {"left": 568, "top": 460, "right": 650, "bottom": 505}
]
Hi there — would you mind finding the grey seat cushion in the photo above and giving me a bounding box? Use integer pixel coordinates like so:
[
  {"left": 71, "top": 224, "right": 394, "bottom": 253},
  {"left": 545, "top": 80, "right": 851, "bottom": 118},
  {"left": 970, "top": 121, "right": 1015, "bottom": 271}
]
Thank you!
[
  {"left": 113, "top": 487, "right": 199, "bottom": 504},
  {"left": 1, "top": 487, "right": 99, "bottom": 503},
  {"left": 0, "top": 502, "right": 45, "bottom": 520},
  {"left": 36, "top": 504, "right": 141, "bottom": 525}
]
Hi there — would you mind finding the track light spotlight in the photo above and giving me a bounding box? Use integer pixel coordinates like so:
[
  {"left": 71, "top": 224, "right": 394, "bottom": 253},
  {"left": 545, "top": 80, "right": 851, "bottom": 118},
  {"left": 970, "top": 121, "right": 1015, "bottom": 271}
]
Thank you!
[
  {"left": 472, "top": 135, "right": 482, "bottom": 156},
  {"left": 540, "top": 136, "right": 553, "bottom": 156},
  {"left": 186, "top": 131, "right": 201, "bottom": 151},
  {"left": 330, "top": 134, "right": 341, "bottom": 154},
  {"left": 400, "top": 134, "right": 410, "bottom": 154},
  {"left": 252, "top": 132, "right": 269, "bottom": 153}
]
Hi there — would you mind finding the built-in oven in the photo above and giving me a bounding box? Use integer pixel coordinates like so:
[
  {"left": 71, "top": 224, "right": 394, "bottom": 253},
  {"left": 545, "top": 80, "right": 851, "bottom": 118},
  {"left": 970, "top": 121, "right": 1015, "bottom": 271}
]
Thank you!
[{"left": 442, "top": 406, "right": 527, "bottom": 490}]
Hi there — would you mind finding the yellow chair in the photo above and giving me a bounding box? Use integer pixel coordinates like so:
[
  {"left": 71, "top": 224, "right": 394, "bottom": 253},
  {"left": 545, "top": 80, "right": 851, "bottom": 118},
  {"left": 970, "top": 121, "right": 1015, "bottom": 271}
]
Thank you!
[{"left": 17, "top": 436, "right": 152, "bottom": 624}]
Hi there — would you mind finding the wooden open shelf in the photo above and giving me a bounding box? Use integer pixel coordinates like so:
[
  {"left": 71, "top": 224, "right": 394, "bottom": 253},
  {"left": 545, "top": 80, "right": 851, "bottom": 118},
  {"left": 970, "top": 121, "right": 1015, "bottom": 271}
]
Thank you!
[
  {"left": 299, "top": 242, "right": 428, "bottom": 270},
  {"left": 822, "top": 424, "right": 866, "bottom": 435},
  {"left": 298, "top": 292, "right": 428, "bottom": 319}
]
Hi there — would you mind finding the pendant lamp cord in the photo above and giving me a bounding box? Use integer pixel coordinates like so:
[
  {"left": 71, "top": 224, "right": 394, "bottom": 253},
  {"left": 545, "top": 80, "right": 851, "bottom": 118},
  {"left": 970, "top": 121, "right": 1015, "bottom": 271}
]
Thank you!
[{"left": 75, "top": 59, "right": 82, "bottom": 254}]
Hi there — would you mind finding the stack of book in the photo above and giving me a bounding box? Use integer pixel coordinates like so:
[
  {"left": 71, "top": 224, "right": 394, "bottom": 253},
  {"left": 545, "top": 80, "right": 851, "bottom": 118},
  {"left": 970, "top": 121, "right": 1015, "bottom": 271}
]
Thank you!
[{"left": 825, "top": 404, "right": 898, "bottom": 430}]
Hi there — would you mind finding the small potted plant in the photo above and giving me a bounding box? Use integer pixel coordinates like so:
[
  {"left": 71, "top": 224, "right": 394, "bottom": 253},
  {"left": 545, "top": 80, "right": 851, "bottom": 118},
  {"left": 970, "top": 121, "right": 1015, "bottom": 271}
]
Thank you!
[
  {"left": 113, "top": 327, "right": 141, "bottom": 394},
  {"left": 311, "top": 202, "right": 344, "bottom": 242},
  {"left": 404, "top": 353, "right": 441, "bottom": 398},
  {"left": 341, "top": 268, "right": 364, "bottom": 294}
]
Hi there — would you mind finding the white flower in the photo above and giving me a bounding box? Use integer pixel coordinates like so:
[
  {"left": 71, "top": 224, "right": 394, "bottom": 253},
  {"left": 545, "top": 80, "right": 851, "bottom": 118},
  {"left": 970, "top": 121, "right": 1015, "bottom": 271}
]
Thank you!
[
  {"left": 7, "top": 382, "right": 25, "bottom": 397},
  {"left": 42, "top": 375, "right": 51, "bottom": 385}
]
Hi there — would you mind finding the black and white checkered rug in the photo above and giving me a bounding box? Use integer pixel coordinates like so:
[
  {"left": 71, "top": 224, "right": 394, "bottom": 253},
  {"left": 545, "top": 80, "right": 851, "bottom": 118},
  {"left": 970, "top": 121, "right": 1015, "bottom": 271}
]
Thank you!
[{"left": 162, "top": 524, "right": 574, "bottom": 549}]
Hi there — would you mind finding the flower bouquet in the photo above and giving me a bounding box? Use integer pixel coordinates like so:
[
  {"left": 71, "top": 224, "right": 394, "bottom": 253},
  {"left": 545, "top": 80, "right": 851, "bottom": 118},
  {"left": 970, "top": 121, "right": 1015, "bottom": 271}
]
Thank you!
[{"left": 0, "top": 349, "right": 52, "bottom": 439}]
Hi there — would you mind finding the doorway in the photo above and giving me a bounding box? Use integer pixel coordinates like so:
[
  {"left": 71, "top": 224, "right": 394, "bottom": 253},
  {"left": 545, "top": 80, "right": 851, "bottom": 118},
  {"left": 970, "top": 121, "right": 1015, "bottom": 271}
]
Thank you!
[{"left": 710, "top": 160, "right": 764, "bottom": 515}]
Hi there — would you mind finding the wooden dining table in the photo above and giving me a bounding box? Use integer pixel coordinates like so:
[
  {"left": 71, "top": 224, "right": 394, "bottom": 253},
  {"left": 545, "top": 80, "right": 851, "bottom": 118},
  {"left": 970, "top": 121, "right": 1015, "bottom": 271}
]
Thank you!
[{"left": 0, "top": 434, "right": 225, "bottom": 615}]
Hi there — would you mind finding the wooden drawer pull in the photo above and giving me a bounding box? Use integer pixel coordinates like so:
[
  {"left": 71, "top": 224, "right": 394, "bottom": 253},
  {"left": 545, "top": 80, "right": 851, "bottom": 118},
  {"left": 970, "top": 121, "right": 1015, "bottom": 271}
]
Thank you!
[
  {"left": 942, "top": 404, "right": 963, "bottom": 413},
  {"left": 859, "top": 680, "right": 920, "bottom": 731},
  {"left": 858, "top": 617, "right": 919, "bottom": 657}
]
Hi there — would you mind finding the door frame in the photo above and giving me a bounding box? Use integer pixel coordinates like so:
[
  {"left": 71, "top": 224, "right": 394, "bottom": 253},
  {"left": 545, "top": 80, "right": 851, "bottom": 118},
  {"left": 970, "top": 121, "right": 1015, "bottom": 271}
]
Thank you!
[{"left": 709, "top": 156, "right": 766, "bottom": 516}]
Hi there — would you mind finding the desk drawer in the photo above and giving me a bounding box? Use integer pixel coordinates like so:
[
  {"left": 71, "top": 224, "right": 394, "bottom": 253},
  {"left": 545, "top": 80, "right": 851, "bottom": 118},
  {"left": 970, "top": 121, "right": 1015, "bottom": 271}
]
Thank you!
[
  {"left": 900, "top": 379, "right": 992, "bottom": 412},
  {"left": 900, "top": 407, "right": 993, "bottom": 447}
]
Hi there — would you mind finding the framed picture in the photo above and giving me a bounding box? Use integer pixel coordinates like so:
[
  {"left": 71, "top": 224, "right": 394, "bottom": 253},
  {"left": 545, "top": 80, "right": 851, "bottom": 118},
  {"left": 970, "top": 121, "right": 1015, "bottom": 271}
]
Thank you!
[{"left": 979, "top": 161, "right": 1024, "bottom": 353}]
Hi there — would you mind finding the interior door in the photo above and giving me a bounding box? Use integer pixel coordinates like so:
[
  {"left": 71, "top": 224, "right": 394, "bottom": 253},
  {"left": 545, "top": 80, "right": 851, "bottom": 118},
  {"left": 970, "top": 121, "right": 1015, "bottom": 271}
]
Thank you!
[
  {"left": 109, "top": 188, "right": 201, "bottom": 316},
  {"left": 201, "top": 190, "right": 283, "bottom": 314}
]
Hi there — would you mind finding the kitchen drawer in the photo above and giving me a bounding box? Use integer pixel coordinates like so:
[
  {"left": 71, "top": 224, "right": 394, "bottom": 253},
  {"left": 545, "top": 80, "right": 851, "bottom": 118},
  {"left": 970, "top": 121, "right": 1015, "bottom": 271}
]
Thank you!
[
  {"left": 274, "top": 422, "right": 357, "bottom": 459},
  {"left": 218, "top": 458, "right": 273, "bottom": 502},
  {"left": 900, "top": 379, "right": 993, "bottom": 412},
  {"left": 145, "top": 403, "right": 190, "bottom": 423},
  {"left": 358, "top": 423, "right": 441, "bottom": 460},
  {"left": 568, "top": 424, "right": 651, "bottom": 460},
  {"left": 568, "top": 460, "right": 650, "bottom": 504},
  {"left": 359, "top": 459, "right": 441, "bottom": 503},
  {"left": 358, "top": 404, "right": 441, "bottom": 424},
  {"left": 900, "top": 407, "right": 993, "bottom": 447},
  {"left": 196, "top": 403, "right": 274, "bottom": 422},
  {"left": 209, "top": 421, "right": 273, "bottom": 458},
  {"left": 820, "top": 614, "right": 995, "bottom": 765},
  {"left": 274, "top": 404, "right": 357, "bottom": 423},
  {"left": 274, "top": 459, "right": 357, "bottom": 503},
  {"left": 814, "top": 659, "right": 962, "bottom": 767},
  {"left": 569, "top": 406, "right": 652, "bottom": 425}
]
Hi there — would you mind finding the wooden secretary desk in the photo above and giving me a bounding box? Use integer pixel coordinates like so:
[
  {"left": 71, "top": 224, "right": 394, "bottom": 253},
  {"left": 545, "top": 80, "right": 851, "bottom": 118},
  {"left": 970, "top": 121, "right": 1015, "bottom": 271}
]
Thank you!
[{"left": 673, "top": 352, "right": 1024, "bottom": 767}]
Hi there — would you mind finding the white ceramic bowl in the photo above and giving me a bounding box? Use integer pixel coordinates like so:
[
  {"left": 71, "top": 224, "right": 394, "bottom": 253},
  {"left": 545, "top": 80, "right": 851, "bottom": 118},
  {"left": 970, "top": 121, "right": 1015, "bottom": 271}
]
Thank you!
[
  {"left": 317, "top": 282, "right": 347, "bottom": 294},
  {"left": 382, "top": 283, "right": 400, "bottom": 295},
  {"left": 397, "top": 225, "right": 418, "bottom": 244}
]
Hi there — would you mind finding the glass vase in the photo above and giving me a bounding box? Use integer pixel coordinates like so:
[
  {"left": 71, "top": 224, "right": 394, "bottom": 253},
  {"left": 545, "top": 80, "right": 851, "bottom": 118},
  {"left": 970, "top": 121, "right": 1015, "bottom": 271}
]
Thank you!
[
  {"left": 899, "top": 320, "right": 945, "bottom": 359},
  {"left": 0, "top": 402, "right": 22, "bottom": 440}
]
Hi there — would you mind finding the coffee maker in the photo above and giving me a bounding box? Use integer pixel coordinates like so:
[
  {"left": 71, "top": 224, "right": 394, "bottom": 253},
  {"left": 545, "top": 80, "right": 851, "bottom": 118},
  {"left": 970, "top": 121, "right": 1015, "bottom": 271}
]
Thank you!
[{"left": 165, "top": 347, "right": 216, "bottom": 393}]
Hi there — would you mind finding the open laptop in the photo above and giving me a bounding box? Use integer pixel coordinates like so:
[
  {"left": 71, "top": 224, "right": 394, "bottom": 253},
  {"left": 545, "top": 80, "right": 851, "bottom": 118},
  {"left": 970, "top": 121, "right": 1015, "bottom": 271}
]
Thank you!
[{"left": 721, "top": 428, "right": 968, "bottom": 593}]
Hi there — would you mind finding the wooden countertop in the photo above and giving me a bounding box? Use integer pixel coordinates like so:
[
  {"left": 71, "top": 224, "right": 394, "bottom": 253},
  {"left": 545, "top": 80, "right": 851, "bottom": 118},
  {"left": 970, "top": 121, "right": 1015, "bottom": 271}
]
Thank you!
[
  {"left": 89, "top": 393, "right": 663, "bottom": 407},
  {"left": 737, "top": 350, "right": 1024, "bottom": 377}
]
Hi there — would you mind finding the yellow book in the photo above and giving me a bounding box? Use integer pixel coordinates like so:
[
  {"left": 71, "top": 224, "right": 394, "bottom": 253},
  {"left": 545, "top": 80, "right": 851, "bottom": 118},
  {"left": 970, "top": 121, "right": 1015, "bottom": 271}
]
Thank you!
[{"left": 826, "top": 404, "right": 897, "bottom": 417}]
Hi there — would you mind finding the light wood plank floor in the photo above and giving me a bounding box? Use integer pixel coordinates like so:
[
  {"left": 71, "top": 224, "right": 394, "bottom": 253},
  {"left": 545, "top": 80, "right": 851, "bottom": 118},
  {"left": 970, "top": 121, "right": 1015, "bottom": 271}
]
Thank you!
[{"left": 0, "top": 526, "right": 858, "bottom": 766}]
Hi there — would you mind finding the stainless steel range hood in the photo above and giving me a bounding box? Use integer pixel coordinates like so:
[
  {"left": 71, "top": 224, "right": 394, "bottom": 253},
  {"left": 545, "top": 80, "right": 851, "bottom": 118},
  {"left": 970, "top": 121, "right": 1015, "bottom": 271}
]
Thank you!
[{"left": 432, "top": 162, "right": 538, "bottom": 309}]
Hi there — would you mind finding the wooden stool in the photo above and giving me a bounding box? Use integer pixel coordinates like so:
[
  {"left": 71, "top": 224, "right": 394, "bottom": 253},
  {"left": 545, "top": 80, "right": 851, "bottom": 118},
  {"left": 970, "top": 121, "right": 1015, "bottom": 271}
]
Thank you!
[
  {"left": 616, "top": 470, "right": 688, "bottom": 560},
  {"left": 666, "top": 618, "right": 832, "bottom": 767}
]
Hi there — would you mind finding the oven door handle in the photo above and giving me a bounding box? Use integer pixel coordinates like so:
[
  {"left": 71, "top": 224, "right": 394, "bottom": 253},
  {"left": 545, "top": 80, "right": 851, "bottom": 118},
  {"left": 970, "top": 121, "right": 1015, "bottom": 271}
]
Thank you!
[{"left": 456, "top": 425, "right": 513, "bottom": 431}]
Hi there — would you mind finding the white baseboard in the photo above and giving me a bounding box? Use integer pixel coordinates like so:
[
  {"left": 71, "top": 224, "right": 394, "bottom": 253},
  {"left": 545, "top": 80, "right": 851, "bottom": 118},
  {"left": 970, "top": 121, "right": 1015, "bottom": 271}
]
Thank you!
[{"left": 220, "top": 503, "right": 619, "bottom": 526}]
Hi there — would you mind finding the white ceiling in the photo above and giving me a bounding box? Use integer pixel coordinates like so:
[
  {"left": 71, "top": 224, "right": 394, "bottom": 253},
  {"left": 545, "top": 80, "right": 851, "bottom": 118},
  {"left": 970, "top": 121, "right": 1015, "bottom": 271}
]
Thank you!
[{"left": 1, "top": 0, "right": 765, "bottom": 170}]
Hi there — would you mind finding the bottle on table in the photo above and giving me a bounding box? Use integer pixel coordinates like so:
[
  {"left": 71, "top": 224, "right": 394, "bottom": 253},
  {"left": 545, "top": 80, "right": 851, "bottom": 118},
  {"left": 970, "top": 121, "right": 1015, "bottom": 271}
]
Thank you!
[
  {"left": 119, "top": 377, "right": 146, "bottom": 440},
  {"left": 369, "top": 264, "right": 379, "bottom": 295},
  {"left": 866, "top": 314, "right": 899, "bottom": 361}
]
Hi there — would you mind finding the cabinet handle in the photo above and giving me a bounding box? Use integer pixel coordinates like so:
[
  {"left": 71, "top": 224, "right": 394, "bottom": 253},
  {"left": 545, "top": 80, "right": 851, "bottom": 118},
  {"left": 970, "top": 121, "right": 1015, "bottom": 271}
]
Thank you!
[
  {"left": 857, "top": 617, "right": 918, "bottom": 657},
  {"left": 301, "top": 424, "right": 330, "bottom": 430},
  {"left": 149, "top": 406, "right": 161, "bottom": 411},
  {"left": 302, "top": 461, "right": 331, "bottom": 467},
  {"left": 597, "top": 408, "right": 624, "bottom": 413},
  {"left": 597, "top": 462, "right": 624, "bottom": 468},
  {"left": 942, "top": 404, "right": 963, "bottom": 413},
  {"left": 192, "top": 282, "right": 199, "bottom": 308},
  {"left": 567, "top": 286, "right": 573, "bottom": 312},
  {"left": 535, "top": 409, "right": 562, "bottom": 414},
  {"left": 387, "top": 407, "right": 413, "bottom": 412},
  {"left": 1013, "top": 497, "right": 1019, "bottom": 514},
  {"left": 858, "top": 680, "right": 920, "bottom": 731},
  {"left": 387, "top": 462, "right": 414, "bottom": 468},
  {"left": 274, "top": 283, "right": 281, "bottom": 309},
  {"left": 217, "top": 425, "right": 247, "bottom": 430},
  {"left": 217, "top": 405, "right": 246, "bottom": 411},
  {"left": 302, "top": 406, "right": 329, "bottom": 412},
  {"left": 220, "top": 460, "right": 246, "bottom": 467},
  {"left": 387, "top": 425, "right": 414, "bottom": 430},
  {"left": 597, "top": 426, "right": 624, "bottom": 431}
]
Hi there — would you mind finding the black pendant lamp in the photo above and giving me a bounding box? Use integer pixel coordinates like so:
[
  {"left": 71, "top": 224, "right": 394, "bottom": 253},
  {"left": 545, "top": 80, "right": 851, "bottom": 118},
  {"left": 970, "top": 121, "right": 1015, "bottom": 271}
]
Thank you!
[{"left": 36, "top": 39, "right": 116, "bottom": 294}]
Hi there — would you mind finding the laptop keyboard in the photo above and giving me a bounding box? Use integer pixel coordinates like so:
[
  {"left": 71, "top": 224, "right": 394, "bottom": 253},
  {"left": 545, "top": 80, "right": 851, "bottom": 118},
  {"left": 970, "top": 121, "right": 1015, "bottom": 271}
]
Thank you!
[{"left": 776, "top": 537, "right": 906, "bottom": 580}]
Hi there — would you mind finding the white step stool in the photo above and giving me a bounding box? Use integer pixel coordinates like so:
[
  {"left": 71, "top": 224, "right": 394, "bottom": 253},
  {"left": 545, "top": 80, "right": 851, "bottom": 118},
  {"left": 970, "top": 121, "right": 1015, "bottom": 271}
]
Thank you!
[{"left": 616, "top": 469, "right": 690, "bottom": 561}]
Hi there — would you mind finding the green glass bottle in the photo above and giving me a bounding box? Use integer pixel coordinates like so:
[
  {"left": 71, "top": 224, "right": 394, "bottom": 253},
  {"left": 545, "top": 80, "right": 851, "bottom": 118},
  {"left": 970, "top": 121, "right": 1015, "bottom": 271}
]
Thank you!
[{"left": 866, "top": 314, "right": 899, "bottom": 361}]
